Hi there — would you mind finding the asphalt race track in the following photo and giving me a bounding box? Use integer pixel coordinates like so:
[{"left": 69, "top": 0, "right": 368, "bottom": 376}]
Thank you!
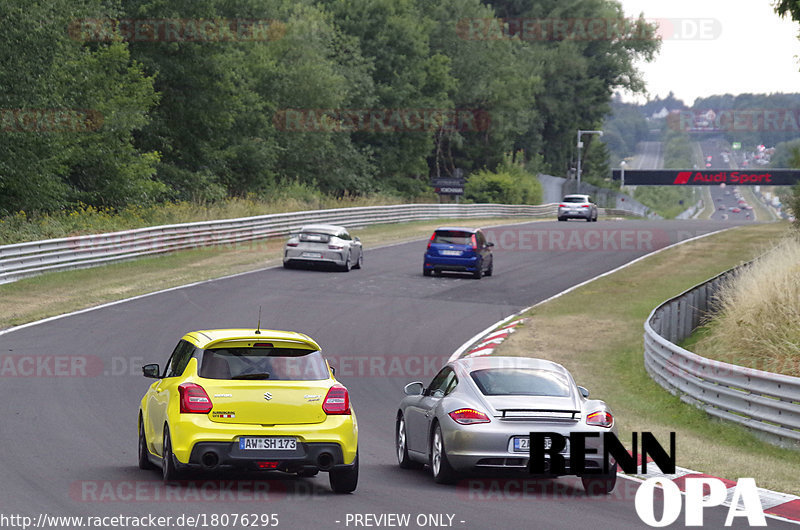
[{"left": 1, "top": 218, "right": 794, "bottom": 529}]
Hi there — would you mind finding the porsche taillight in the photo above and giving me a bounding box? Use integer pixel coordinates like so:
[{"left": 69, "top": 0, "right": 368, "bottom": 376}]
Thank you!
[
  {"left": 586, "top": 410, "right": 613, "bottom": 428},
  {"left": 322, "top": 384, "right": 351, "bottom": 415},
  {"left": 178, "top": 383, "right": 213, "bottom": 414},
  {"left": 448, "top": 408, "right": 490, "bottom": 425}
]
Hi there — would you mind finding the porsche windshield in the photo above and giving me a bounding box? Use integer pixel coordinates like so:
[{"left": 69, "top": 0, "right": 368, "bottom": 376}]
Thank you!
[{"left": 470, "top": 368, "right": 571, "bottom": 397}]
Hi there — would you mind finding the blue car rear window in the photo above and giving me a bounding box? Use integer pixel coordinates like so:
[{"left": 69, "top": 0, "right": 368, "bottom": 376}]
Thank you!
[{"left": 433, "top": 231, "right": 472, "bottom": 245}]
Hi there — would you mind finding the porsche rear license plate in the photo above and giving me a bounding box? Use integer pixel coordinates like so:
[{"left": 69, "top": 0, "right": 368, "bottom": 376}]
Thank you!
[
  {"left": 301, "top": 252, "right": 322, "bottom": 258},
  {"left": 512, "top": 436, "right": 569, "bottom": 453},
  {"left": 239, "top": 437, "right": 297, "bottom": 450}
]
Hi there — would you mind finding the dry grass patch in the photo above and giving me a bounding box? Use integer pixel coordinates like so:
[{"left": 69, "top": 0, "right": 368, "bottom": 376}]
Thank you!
[
  {"left": 503, "top": 316, "right": 621, "bottom": 368},
  {"left": 690, "top": 236, "right": 800, "bottom": 376}
]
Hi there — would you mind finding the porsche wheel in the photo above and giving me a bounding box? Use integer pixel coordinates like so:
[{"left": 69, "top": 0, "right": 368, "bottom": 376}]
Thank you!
[
  {"left": 431, "top": 423, "right": 458, "bottom": 484},
  {"left": 396, "top": 414, "right": 423, "bottom": 469}
]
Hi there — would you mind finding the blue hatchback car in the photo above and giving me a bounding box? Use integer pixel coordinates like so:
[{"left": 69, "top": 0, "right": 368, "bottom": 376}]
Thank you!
[{"left": 423, "top": 227, "right": 494, "bottom": 279}]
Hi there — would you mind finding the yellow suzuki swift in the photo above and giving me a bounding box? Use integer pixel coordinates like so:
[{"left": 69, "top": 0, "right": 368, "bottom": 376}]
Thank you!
[{"left": 138, "top": 329, "right": 358, "bottom": 493}]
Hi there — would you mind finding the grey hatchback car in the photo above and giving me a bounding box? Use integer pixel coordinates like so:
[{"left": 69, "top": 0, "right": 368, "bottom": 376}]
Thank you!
[{"left": 558, "top": 194, "right": 598, "bottom": 222}]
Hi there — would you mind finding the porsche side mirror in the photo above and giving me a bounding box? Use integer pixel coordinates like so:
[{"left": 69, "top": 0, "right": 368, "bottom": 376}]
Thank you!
[{"left": 404, "top": 382, "right": 424, "bottom": 396}]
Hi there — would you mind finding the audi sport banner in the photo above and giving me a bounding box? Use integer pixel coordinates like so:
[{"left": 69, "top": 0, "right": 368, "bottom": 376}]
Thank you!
[{"left": 611, "top": 169, "right": 800, "bottom": 186}]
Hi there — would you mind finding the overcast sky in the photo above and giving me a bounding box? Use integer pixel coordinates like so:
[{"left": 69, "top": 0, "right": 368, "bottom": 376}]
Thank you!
[{"left": 617, "top": 0, "right": 800, "bottom": 105}]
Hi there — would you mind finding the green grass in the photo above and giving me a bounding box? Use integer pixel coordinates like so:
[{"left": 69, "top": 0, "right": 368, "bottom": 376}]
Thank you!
[
  {"left": 0, "top": 192, "right": 420, "bottom": 245},
  {"left": 496, "top": 221, "right": 800, "bottom": 494},
  {"left": 742, "top": 187, "right": 777, "bottom": 222}
]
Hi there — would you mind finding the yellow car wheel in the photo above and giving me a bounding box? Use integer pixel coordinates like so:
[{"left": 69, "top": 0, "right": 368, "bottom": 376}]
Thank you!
[
  {"left": 138, "top": 421, "right": 155, "bottom": 470},
  {"left": 162, "top": 427, "right": 181, "bottom": 482},
  {"left": 329, "top": 451, "right": 358, "bottom": 493}
]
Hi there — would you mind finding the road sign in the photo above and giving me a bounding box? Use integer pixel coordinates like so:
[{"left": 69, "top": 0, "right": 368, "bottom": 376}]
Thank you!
[
  {"left": 732, "top": 142, "right": 741, "bottom": 150},
  {"left": 435, "top": 186, "right": 464, "bottom": 195},
  {"left": 611, "top": 169, "right": 800, "bottom": 186},
  {"left": 431, "top": 177, "right": 465, "bottom": 195},
  {"left": 431, "top": 177, "right": 465, "bottom": 187}
]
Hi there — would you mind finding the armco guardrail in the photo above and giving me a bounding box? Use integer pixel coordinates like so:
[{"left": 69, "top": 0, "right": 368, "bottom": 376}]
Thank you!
[
  {"left": 644, "top": 266, "right": 800, "bottom": 448},
  {"left": 0, "top": 202, "right": 639, "bottom": 284}
]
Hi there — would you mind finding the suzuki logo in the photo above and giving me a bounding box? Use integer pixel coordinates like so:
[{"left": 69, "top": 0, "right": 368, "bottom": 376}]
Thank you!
[{"left": 264, "top": 392, "right": 272, "bottom": 401}]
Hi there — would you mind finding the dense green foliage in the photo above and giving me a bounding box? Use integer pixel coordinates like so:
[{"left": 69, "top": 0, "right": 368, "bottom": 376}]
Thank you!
[
  {"left": 0, "top": 0, "right": 162, "bottom": 213},
  {"left": 0, "top": 0, "right": 658, "bottom": 217},
  {"left": 464, "top": 152, "right": 542, "bottom": 204}
]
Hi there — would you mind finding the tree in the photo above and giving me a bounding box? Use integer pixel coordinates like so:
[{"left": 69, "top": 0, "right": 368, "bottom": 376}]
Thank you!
[
  {"left": 326, "top": 0, "right": 453, "bottom": 195},
  {"left": 0, "top": 0, "right": 160, "bottom": 214},
  {"left": 481, "top": 0, "right": 659, "bottom": 176},
  {"left": 422, "top": 0, "right": 543, "bottom": 175}
]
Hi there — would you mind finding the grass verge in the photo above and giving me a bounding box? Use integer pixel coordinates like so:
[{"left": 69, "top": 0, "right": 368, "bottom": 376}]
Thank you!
[
  {"left": 744, "top": 187, "right": 777, "bottom": 222},
  {"left": 0, "top": 216, "right": 549, "bottom": 330},
  {"left": 0, "top": 193, "right": 414, "bottom": 245},
  {"left": 686, "top": 236, "right": 800, "bottom": 377},
  {"left": 695, "top": 186, "right": 713, "bottom": 220},
  {"left": 492, "top": 221, "right": 800, "bottom": 495}
]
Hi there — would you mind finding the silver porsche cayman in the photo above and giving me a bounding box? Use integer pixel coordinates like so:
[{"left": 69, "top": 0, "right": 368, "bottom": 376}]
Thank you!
[{"left": 395, "top": 356, "right": 618, "bottom": 494}]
